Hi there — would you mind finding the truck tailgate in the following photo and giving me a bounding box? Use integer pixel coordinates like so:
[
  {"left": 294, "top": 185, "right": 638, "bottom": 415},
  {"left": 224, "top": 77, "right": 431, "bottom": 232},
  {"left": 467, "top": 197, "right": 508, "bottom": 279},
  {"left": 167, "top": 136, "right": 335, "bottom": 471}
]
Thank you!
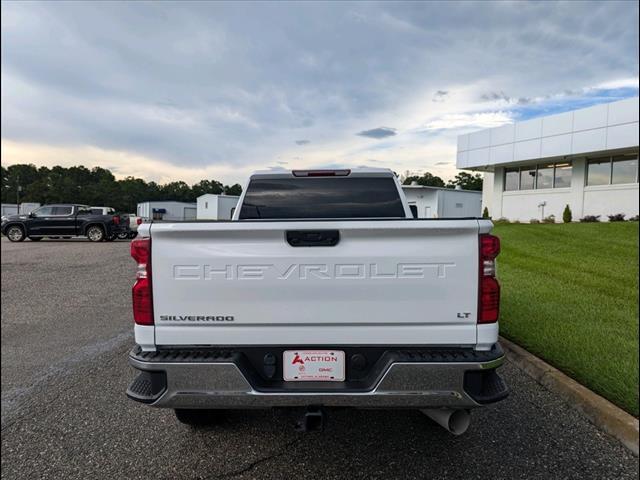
[{"left": 149, "top": 220, "right": 482, "bottom": 346}]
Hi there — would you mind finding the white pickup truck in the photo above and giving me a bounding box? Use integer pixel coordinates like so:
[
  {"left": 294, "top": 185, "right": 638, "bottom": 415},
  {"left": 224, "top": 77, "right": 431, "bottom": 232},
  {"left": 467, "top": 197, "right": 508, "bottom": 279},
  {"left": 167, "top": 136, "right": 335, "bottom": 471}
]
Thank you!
[{"left": 127, "top": 168, "right": 507, "bottom": 434}]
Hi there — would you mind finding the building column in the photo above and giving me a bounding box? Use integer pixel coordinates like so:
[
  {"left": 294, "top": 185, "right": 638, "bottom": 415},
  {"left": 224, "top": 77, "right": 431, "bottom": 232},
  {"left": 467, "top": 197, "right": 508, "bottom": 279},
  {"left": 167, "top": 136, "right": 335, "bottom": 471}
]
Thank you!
[
  {"left": 491, "top": 167, "right": 504, "bottom": 219},
  {"left": 481, "top": 172, "right": 494, "bottom": 216},
  {"left": 571, "top": 158, "right": 586, "bottom": 219}
]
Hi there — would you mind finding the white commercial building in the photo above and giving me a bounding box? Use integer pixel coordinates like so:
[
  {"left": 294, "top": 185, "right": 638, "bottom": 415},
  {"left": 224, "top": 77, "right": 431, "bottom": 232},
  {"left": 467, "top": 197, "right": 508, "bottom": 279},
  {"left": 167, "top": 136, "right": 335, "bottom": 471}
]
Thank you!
[
  {"left": 402, "top": 185, "right": 482, "bottom": 218},
  {"left": 136, "top": 201, "right": 197, "bottom": 221},
  {"left": 456, "top": 97, "right": 639, "bottom": 222},
  {"left": 196, "top": 194, "right": 239, "bottom": 220},
  {"left": 1, "top": 202, "right": 41, "bottom": 216}
]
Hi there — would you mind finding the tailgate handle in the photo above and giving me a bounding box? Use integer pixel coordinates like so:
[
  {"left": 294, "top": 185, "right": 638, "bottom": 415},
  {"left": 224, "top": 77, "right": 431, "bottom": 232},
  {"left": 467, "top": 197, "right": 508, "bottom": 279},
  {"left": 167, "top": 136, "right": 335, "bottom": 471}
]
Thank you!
[{"left": 286, "top": 230, "right": 340, "bottom": 247}]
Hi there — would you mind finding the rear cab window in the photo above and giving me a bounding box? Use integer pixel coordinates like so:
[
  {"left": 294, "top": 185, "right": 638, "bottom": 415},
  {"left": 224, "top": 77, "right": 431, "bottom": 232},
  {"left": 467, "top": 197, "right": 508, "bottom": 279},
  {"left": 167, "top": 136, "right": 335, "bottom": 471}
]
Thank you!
[
  {"left": 52, "top": 206, "right": 73, "bottom": 215},
  {"left": 238, "top": 175, "right": 406, "bottom": 219}
]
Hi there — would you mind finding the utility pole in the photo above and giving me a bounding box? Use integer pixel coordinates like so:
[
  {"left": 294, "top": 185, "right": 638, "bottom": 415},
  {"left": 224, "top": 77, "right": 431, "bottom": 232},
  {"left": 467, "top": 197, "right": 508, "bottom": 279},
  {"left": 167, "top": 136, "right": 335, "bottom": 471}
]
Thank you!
[{"left": 16, "top": 176, "right": 21, "bottom": 214}]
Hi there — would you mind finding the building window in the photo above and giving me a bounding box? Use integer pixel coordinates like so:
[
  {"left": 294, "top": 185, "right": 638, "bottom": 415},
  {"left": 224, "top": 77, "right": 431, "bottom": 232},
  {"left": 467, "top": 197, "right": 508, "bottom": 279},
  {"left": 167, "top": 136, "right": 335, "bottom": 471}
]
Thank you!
[
  {"left": 536, "top": 164, "right": 554, "bottom": 190},
  {"left": 504, "top": 162, "right": 573, "bottom": 191},
  {"left": 587, "top": 154, "right": 639, "bottom": 186},
  {"left": 587, "top": 157, "right": 611, "bottom": 186},
  {"left": 520, "top": 166, "right": 536, "bottom": 190},
  {"left": 554, "top": 162, "right": 572, "bottom": 188},
  {"left": 612, "top": 155, "right": 638, "bottom": 184},
  {"left": 504, "top": 168, "right": 519, "bottom": 191}
]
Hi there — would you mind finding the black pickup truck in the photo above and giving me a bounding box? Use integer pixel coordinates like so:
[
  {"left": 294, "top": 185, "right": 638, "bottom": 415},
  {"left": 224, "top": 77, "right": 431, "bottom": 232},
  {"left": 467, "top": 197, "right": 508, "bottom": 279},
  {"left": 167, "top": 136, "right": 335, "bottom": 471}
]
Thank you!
[{"left": 1, "top": 204, "right": 129, "bottom": 242}]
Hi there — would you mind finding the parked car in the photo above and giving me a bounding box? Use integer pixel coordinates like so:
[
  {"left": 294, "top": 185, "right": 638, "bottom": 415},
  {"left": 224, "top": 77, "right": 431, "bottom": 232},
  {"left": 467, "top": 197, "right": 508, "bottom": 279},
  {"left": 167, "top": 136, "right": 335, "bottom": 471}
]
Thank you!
[
  {"left": 1, "top": 204, "right": 128, "bottom": 242},
  {"left": 126, "top": 168, "right": 507, "bottom": 434},
  {"left": 89, "top": 206, "right": 136, "bottom": 239},
  {"left": 122, "top": 214, "right": 141, "bottom": 239}
]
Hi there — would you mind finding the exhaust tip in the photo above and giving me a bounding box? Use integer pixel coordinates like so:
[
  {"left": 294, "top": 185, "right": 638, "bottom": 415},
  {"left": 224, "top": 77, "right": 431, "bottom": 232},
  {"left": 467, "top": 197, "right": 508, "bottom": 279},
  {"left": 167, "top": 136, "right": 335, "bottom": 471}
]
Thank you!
[
  {"left": 448, "top": 409, "right": 471, "bottom": 435},
  {"left": 421, "top": 408, "right": 471, "bottom": 436}
]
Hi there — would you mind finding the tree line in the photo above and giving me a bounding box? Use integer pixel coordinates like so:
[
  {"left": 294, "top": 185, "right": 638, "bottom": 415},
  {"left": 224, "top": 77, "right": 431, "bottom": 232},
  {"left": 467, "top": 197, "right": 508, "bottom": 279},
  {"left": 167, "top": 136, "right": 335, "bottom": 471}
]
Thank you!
[
  {"left": 1, "top": 163, "right": 483, "bottom": 214},
  {"left": 402, "top": 171, "right": 483, "bottom": 190},
  {"left": 1, "top": 164, "right": 243, "bottom": 213}
]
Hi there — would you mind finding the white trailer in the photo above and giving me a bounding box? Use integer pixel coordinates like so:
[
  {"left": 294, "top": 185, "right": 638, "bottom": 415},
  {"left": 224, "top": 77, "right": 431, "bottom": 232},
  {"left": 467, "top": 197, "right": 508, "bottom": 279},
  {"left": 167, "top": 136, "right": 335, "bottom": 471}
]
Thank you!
[
  {"left": 136, "top": 201, "right": 197, "bottom": 222},
  {"left": 196, "top": 194, "right": 239, "bottom": 220},
  {"left": 402, "top": 185, "right": 482, "bottom": 218}
]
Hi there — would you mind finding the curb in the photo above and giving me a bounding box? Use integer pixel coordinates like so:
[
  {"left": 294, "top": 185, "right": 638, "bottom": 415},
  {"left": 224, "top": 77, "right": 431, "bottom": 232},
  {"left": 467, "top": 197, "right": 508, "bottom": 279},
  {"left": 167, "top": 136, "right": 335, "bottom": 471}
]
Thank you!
[{"left": 500, "top": 336, "right": 639, "bottom": 456}]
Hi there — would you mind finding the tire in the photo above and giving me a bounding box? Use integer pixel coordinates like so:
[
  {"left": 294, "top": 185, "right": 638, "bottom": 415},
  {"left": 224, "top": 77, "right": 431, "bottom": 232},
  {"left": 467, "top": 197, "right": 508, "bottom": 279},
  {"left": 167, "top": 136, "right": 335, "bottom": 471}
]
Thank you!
[
  {"left": 117, "top": 231, "right": 129, "bottom": 240},
  {"left": 28, "top": 236, "right": 42, "bottom": 242},
  {"left": 128, "top": 231, "right": 138, "bottom": 239},
  {"left": 174, "top": 409, "right": 226, "bottom": 427},
  {"left": 5, "top": 225, "right": 25, "bottom": 242},
  {"left": 86, "top": 225, "right": 105, "bottom": 242},
  {"left": 104, "top": 234, "right": 117, "bottom": 242},
  {"left": 62, "top": 236, "right": 72, "bottom": 239}
]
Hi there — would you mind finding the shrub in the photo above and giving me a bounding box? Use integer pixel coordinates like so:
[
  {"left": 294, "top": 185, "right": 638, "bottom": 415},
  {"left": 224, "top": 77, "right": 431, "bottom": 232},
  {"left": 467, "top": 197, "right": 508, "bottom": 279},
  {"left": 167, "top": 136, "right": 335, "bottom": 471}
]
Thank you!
[
  {"left": 530, "top": 218, "right": 541, "bottom": 224},
  {"left": 563, "top": 204, "right": 572, "bottom": 223},
  {"left": 482, "top": 207, "right": 490, "bottom": 219},
  {"left": 629, "top": 215, "right": 639, "bottom": 222},
  {"left": 494, "top": 217, "right": 510, "bottom": 225},
  {"left": 607, "top": 213, "right": 626, "bottom": 222},
  {"left": 580, "top": 215, "right": 601, "bottom": 223},
  {"left": 512, "top": 220, "right": 521, "bottom": 224},
  {"left": 542, "top": 215, "right": 556, "bottom": 224}
]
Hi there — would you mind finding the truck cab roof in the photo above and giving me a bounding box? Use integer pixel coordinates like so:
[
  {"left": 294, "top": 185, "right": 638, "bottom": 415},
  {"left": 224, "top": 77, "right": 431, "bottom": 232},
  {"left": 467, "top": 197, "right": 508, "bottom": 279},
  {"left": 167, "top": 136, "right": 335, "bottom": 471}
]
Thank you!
[{"left": 249, "top": 167, "right": 395, "bottom": 179}]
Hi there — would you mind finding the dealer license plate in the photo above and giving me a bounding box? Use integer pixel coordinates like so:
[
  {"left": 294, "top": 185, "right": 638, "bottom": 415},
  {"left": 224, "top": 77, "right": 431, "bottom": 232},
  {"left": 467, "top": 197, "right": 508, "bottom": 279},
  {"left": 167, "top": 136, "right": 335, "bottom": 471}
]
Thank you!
[{"left": 283, "top": 350, "right": 345, "bottom": 381}]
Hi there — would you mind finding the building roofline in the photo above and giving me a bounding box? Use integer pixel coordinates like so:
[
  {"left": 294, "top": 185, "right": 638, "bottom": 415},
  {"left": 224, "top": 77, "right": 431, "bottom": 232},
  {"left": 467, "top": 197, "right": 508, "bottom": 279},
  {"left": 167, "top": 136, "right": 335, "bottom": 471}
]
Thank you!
[
  {"left": 137, "top": 200, "right": 197, "bottom": 205},
  {"left": 197, "top": 194, "right": 240, "bottom": 199},
  {"left": 401, "top": 185, "right": 481, "bottom": 193}
]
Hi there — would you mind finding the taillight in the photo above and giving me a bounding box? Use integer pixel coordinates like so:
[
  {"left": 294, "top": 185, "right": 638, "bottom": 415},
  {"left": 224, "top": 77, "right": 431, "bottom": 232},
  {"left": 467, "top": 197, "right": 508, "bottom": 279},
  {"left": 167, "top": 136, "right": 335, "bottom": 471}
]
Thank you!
[
  {"left": 131, "top": 237, "right": 153, "bottom": 325},
  {"left": 478, "top": 234, "right": 500, "bottom": 323},
  {"left": 136, "top": 217, "right": 143, "bottom": 225},
  {"left": 113, "top": 215, "right": 120, "bottom": 225}
]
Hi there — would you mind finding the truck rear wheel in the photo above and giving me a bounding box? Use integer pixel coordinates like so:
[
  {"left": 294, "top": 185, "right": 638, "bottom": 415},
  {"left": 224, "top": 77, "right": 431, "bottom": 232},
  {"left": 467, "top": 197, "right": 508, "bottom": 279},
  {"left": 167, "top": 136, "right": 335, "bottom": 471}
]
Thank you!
[
  {"left": 174, "top": 409, "right": 226, "bottom": 427},
  {"left": 86, "top": 225, "right": 105, "bottom": 242}
]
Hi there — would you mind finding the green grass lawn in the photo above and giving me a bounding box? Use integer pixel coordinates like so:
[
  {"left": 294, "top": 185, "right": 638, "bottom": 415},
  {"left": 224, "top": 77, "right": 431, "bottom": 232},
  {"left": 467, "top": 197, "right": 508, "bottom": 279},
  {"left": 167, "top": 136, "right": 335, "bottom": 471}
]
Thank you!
[{"left": 493, "top": 221, "right": 639, "bottom": 416}]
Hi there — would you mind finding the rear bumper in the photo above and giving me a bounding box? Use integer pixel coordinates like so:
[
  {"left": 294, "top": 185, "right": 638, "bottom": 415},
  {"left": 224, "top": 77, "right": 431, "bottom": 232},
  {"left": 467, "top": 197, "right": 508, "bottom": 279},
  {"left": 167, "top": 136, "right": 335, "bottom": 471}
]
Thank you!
[{"left": 127, "top": 344, "right": 508, "bottom": 409}]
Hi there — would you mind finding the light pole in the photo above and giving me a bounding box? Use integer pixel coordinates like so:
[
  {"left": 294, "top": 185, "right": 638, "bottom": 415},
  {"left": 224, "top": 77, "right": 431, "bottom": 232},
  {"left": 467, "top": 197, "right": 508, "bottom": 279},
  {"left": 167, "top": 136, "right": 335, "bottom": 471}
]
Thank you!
[
  {"left": 538, "top": 201, "right": 547, "bottom": 220},
  {"left": 16, "top": 176, "right": 22, "bottom": 214}
]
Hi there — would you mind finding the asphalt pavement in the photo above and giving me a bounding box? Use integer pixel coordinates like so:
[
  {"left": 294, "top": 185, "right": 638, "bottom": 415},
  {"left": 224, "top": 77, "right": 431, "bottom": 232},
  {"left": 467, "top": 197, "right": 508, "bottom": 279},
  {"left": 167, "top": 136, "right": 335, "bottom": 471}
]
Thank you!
[{"left": 1, "top": 237, "right": 638, "bottom": 479}]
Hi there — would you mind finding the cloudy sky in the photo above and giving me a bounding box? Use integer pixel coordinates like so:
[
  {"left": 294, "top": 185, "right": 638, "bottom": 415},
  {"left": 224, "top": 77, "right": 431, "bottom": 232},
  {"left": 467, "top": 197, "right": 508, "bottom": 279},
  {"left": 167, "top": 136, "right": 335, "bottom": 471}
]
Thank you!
[{"left": 1, "top": 1, "right": 638, "bottom": 185}]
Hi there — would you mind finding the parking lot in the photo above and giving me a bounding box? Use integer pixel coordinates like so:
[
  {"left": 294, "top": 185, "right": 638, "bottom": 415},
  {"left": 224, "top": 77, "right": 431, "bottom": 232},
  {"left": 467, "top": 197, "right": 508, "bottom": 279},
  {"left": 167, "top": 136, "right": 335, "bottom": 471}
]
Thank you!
[{"left": 1, "top": 237, "right": 638, "bottom": 480}]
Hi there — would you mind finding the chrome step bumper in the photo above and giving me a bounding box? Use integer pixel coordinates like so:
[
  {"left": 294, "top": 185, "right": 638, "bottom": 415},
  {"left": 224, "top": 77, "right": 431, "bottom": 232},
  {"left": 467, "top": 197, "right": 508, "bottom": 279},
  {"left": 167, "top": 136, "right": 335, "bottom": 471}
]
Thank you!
[{"left": 127, "top": 345, "right": 508, "bottom": 409}]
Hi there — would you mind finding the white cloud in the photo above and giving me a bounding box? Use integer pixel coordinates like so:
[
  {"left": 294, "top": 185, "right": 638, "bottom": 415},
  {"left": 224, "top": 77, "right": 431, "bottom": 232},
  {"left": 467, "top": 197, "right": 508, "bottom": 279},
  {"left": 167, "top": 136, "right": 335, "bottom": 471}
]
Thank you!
[
  {"left": 420, "top": 112, "right": 514, "bottom": 131},
  {"left": 1, "top": 1, "right": 638, "bottom": 184}
]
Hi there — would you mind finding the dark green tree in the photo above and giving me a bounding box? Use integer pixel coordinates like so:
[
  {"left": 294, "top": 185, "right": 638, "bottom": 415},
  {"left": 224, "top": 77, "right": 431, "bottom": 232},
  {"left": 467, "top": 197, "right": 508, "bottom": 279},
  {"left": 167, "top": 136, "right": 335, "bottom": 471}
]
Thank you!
[
  {"left": 446, "top": 172, "right": 483, "bottom": 191},
  {"left": 562, "top": 204, "right": 572, "bottom": 223},
  {"left": 0, "top": 163, "right": 242, "bottom": 212},
  {"left": 403, "top": 172, "right": 446, "bottom": 188},
  {"left": 192, "top": 179, "right": 224, "bottom": 198},
  {"left": 224, "top": 183, "right": 243, "bottom": 196},
  {"left": 1, "top": 164, "right": 41, "bottom": 203}
]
